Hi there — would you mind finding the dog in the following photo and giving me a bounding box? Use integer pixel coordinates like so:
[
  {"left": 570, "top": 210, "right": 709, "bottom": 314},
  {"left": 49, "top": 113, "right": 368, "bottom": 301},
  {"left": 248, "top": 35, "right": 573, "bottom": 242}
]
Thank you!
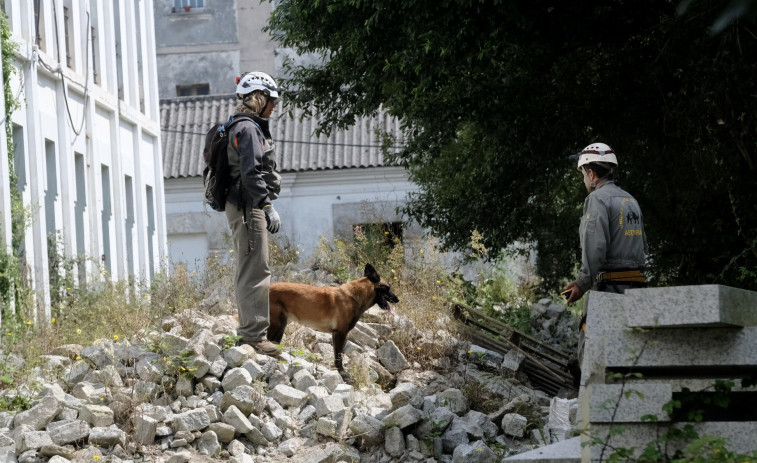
[{"left": 268, "top": 263, "right": 399, "bottom": 378}]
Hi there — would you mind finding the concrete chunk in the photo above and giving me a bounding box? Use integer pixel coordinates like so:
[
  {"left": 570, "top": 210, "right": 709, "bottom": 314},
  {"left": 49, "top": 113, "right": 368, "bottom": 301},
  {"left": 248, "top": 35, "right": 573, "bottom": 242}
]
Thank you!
[
  {"left": 88, "top": 425, "right": 126, "bottom": 447},
  {"left": 382, "top": 404, "right": 424, "bottom": 429},
  {"left": 78, "top": 405, "right": 114, "bottom": 427},
  {"left": 13, "top": 397, "right": 63, "bottom": 431},
  {"left": 376, "top": 340, "right": 410, "bottom": 373},
  {"left": 501, "top": 413, "right": 527, "bottom": 438},
  {"left": 385, "top": 426, "right": 405, "bottom": 457},
  {"left": 46, "top": 420, "right": 90, "bottom": 446},
  {"left": 133, "top": 414, "right": 158, "bottom": 445},
  {"left": 269, "top": 384, "right": 308, "bottom": 409},
  {"left": 171, "top": 408, "right": 210, "bottom": 432}
]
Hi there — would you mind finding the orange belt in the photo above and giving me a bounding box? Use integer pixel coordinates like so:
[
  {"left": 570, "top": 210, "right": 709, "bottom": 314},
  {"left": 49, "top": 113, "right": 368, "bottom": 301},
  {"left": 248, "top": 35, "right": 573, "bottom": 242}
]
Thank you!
[{"left": 596, "top": 269, "right": 646, "bottom": 284}]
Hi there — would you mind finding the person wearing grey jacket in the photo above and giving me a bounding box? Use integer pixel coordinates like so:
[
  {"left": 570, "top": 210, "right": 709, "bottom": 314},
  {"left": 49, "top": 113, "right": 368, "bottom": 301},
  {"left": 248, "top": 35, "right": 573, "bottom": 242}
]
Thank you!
[
  {"left": 563, "top": 142, "right": 648, "bottom": 304},
  {"left": 563, "top": 143, "right": 648, "bottom": 382},
  {"left": 224, "top": 71, "right": 283, "bottom": 357}
]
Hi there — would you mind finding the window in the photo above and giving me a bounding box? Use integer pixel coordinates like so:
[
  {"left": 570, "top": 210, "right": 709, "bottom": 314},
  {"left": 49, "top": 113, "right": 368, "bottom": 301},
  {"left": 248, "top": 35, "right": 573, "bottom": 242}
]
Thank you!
[
  {"left": 34, "top": 0, "right": 46, "bottom": 52},
  {"left": 91, "top": 26, "right": 99, "bottom": 84},
  {"left": 176, "top": 84, "right": 210, "bottom": 97},
  {"left": 173, "top": 0, "right": 204, "bottom": 12},
  {"left": 64, "top": 5, "right": 72, "bottom": 68}
]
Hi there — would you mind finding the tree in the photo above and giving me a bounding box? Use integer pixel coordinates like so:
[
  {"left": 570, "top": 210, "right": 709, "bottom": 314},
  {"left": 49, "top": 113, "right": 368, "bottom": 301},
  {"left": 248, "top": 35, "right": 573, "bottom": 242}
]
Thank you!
[{"left": 267, "top": 0, "right": 757, "bottom": 291}]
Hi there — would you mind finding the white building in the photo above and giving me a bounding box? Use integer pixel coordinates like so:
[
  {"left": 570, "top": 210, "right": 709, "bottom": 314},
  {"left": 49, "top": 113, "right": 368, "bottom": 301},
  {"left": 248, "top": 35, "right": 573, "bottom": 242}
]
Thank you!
[
  {"left": 0, "top": 0, "right": 167, "bottom": 321},
  {"left": 161, "top": 95, "right": 416, "bottom": 272}
]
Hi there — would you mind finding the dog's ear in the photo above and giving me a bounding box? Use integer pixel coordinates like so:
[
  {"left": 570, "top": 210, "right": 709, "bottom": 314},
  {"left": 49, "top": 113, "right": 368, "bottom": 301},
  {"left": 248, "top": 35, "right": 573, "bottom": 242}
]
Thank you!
[{"left": 364, "top": 264, "right": 380, "bottom": 283}]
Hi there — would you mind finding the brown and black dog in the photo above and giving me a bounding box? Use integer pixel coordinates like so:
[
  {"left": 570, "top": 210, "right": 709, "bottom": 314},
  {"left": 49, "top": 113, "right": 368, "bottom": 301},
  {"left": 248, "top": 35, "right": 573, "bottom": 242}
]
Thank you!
[{"left": 267, "top": 264, "right": 398, "bottom": 378}]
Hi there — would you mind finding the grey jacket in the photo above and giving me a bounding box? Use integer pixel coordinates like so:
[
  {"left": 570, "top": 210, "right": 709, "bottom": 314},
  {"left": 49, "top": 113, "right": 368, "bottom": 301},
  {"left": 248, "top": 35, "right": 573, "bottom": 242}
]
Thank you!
[
  {"left": 576, "top": 181, "right": 648, "bottom": 291},
  {"left": 226, "top": 115, "right": 281, "bottom": 209}
]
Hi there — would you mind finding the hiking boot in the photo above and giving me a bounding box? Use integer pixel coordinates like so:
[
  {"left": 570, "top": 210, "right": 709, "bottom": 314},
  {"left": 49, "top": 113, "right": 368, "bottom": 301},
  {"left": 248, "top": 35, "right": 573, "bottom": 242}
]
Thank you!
[
  {"left": 251, "top": 340, "right": 282, "bottom": 356},
  {"left": 236, "top": 338, "right": 281, "bottom": 357}
]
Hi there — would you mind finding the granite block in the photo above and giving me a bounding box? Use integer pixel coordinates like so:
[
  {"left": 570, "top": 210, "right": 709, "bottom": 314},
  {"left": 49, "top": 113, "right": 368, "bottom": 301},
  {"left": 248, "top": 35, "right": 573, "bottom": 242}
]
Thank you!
[
  {"left": 625, "top": 285, "right": 757, "bottom": 328},
  {"left": 586, "top": 383, "right": 671, "bottom": 423},
  {"left": 502, "top": 436, "right": 580, "bottom": 462},
  {"left": 584, "top": 421, "right": 757, "bottom": 461},
  {"left": 604, "top": 326, "right": 757, "bottom": 368}
]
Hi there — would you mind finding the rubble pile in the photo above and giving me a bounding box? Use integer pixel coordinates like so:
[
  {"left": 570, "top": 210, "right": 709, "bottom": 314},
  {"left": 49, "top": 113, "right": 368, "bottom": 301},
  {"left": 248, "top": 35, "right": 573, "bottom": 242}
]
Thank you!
[
  {"left": 528, "top": 298, "right": 579, "bottom": 353},
  {"left": 0, "top": 291, "right": 579, "bottom": 463}
]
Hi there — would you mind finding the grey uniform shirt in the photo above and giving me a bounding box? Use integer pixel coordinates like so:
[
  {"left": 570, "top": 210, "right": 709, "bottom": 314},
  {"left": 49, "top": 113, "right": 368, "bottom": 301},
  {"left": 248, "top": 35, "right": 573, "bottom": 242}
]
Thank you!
[{"left": 576, "top": 181, "right": 648, "bottom": 291}]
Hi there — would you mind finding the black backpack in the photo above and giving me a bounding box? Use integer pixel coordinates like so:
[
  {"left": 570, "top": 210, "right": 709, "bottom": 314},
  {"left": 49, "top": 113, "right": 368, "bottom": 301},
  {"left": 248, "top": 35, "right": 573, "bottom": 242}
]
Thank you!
[{"left": 202, "top": 115, "right": 254, "bottom": 211}]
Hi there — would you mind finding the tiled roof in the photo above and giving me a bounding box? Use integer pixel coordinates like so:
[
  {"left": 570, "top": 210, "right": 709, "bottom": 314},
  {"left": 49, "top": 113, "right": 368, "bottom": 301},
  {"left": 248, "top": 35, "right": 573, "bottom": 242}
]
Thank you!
[{"left": 160, "top": 94, "right": 405, "bottom": 178}]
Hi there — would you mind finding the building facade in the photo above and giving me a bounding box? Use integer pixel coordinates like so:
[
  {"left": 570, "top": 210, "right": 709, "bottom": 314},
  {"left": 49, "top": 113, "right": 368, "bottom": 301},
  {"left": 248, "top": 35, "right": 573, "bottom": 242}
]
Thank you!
[
  {"left": 153, "top": 0, "right": 276, "bottom": 99},
  {"left": 0, "top": 0, "right": 167, "bottom": 321}
]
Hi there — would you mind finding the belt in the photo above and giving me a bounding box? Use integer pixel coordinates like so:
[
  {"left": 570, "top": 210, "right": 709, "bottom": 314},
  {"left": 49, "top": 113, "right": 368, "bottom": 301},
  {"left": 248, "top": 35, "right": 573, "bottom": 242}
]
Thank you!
[{"left": 596, "top": 269, "right": 646, "bottom": 284}]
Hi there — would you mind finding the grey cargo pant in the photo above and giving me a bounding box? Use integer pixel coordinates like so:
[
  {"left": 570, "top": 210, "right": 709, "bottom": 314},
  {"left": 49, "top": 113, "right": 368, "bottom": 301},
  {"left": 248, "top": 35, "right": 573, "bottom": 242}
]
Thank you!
[{"left": 226, "top": 202, "right": 270, "bottom": 343}]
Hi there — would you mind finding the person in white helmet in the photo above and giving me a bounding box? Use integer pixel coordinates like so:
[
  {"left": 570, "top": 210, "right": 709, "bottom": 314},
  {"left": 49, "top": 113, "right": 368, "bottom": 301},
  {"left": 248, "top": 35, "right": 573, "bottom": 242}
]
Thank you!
[
  {"left": 225, "top": 71, "right": 283, "bottom": 357},
  {"left": 563, "top": 143, "right": 648, "bottom": 384},
  {"left": 563, "top": 143, "right": 648, "bottom": 304}
]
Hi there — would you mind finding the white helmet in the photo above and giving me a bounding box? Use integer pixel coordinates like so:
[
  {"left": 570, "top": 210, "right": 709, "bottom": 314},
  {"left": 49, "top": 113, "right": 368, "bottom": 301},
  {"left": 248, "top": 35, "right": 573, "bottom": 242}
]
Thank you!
[
  {"left": 573, "top": 142, "right": 618, "bottom": 171},
  {"left": 235, "top": 71, "right": 281, "bottom": 99}
]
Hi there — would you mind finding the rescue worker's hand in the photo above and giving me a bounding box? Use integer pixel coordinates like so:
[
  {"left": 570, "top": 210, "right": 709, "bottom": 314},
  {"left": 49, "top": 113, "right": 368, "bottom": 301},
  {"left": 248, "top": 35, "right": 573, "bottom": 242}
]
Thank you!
[
  {"left": 563, "top": 281, "right": 585, "bottom": 304},
  {"left": 263, "top": 205, "right": 281, "bottom": 234}
]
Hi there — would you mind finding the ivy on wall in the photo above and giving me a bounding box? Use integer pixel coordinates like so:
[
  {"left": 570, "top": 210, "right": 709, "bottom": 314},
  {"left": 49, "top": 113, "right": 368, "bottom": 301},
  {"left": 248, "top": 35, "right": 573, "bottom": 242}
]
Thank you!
[{"left": 1, "top": 9, "right": 29, "bottom": 319}]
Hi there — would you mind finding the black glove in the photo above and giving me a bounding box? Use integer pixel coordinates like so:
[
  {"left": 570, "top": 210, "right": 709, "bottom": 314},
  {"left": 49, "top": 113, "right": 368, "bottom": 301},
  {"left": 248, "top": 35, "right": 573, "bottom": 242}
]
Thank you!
[{"left": 263, "top": 205, "right": 281, "bottom": 234}]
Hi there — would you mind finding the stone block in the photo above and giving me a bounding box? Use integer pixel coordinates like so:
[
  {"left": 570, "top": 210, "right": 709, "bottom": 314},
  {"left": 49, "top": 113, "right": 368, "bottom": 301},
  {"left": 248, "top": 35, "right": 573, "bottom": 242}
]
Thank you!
[
  {"left": 604, "top": 326, "right": 757, "bottom": 369},
  {"left": 207, "top": 423, "right": 235, "bottom": 443},
  {"left": 377, "top": 340, "right": 410, "bottom": 373},
  {"left": 78, "top": 405, "right": 114, "bottom": 428},
  {"left": 13, "top": 397, "right": 63, "bottom": 431},
  {"left": 349, "top": 412, "right": 385, "bottom": 447},
  {"left": 221, "top": 368, "right": 252, "bottom": 391},
  {"left": 626, "top": 285, "right": 757, "bottom": 328},
  {"left": 278, "top": 437, "right": 301, "bottom": 457},
  {"left": 502, "top": 349, "right": 526, "bottom": 373},
  {"left": 197, "top": 431, "right": 221, "bottom": 456},
  {"left": 441, "top": 418, "right": 469, "bottom": 453},
  {"left": 584, "top": 421, "right": 757, "bottom": 461},
  {"left": 382, "top": 404, "right": 424, "bottom": 429},
  {"left": 46, "top": 420, "right": 90, "bottom": 446},
  {"left": 385, "top": 426, "right": 405, "bottom": 457},
  {"left": 502, "top": 436, "right": 580, "bottom": 462},
  {"left": 437, "top": 388, "right": 469, "bottom": 415},
  {"left": 501, "top": 413, "right": 527, "bottom": 438},
  {"left": 171, "top": 409, "right": 210, "bottom": 432},
  {"left": 388, "top": 382, "right": 423, "bottom": 411},
  {"left": 15, "top": 431, "right": 53, "bottom": 453},
  {"left": 134, "top": 414, "right": 158, "bottom": 445},
  {"left": 314, "top": 395, "right": 345, "bottom": 417},
  {"left": 221, "top": 406, "right": 253, "bottom": 434},
  {"left": 587, "top": 383, "right": 671, "bottom": 423},
  {"left": 88, "top": 425, "right": 126, "bottom": 447},
  {"left": 220, "top": 385, "right": 260, "bottom": 415},
  {"left": 245, "top": 426, "right": 268, "bottom": 446},
  {"left": 292, "top": 369, "right": 318, "bottom": 392},
  {"left": 452, "top": 440, "right": 498, "bottom": 463},
  {"left": 269, "top": 384, "right": 308, "bottom": 409},
  {"left": 260, "top": 422, "right": 282, "bottom": 442}
]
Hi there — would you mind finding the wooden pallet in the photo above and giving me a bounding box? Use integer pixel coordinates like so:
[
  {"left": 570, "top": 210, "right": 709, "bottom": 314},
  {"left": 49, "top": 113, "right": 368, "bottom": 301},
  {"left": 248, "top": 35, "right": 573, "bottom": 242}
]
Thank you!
[{"left": 452, "top": 302, "right": 576, "bottom": 396}]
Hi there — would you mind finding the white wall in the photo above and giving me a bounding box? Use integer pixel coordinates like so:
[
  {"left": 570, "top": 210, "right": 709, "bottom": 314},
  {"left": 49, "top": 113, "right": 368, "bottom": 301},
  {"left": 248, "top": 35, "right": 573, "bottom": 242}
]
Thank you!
[
  {"left": 0, "top": 0, "right": 167, "bottom": 322},
  {"left": 164, "top": 167, "right": 416, "bottom": 273}
]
